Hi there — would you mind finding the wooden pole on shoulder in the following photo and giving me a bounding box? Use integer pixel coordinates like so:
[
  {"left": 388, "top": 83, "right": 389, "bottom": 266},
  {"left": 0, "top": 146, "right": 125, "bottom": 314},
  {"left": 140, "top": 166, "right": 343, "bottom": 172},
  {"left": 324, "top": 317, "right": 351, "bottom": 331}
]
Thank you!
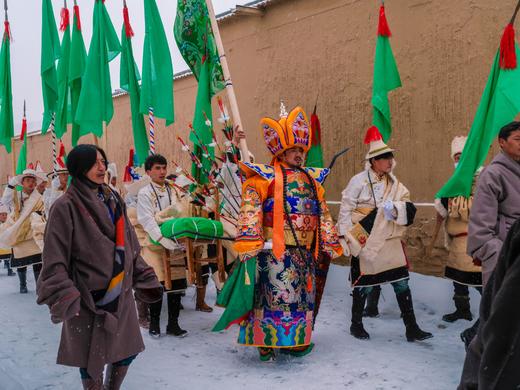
[{"left": 204, "top": 0, "right": 250, "bottom": 160}]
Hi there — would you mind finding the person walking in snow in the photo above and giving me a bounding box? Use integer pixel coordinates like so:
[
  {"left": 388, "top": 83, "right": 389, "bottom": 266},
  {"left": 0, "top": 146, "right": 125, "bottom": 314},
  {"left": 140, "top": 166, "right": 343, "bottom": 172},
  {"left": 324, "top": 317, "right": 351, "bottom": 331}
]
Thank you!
[
  {"left": 337, "top": 126, "right": 433, "bottom": 342},
  {"left": 36, "top": 145, "right": 162, "bottom": 390}
]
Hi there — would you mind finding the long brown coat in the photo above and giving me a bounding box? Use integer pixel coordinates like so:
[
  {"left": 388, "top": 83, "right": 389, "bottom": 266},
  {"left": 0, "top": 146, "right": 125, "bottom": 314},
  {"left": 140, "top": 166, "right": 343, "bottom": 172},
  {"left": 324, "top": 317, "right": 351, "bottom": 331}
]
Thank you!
[{"left": 36, "top": 179, "right": 162, "bottom": 378}]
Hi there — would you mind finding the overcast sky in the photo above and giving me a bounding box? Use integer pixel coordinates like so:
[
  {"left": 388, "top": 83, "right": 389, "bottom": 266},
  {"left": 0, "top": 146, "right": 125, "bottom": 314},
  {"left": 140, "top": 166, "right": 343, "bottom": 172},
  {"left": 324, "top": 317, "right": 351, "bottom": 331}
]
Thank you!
[{"left": 8, "top": 0, "right": 248, "bottom": 133}]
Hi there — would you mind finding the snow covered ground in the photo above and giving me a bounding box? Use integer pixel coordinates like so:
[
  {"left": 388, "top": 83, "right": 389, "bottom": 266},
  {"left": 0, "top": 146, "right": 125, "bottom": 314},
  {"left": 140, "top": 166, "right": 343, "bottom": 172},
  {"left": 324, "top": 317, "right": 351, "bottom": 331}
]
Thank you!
[{"left": 0, "top": 265, "right": 480, "bottom": 390}]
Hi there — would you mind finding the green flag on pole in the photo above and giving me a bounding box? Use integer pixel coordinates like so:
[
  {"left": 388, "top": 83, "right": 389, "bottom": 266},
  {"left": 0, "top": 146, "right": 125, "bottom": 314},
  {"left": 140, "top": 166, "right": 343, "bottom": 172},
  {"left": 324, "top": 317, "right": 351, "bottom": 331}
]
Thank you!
[
  {"left": 69, "top": 4, "right": 87, "bottom": 146},
  {"left": 175, "top": 0, "right": 225, "bottom": 183},
  {"left": 140, "top": 0, "right": 174, "bottom": 126},
  {"left": 75, "top": 0, "right": 121, "bottom": 139},
  {"left": 372, "top": 4, "right": 401, "bottom": 142},
  {"left": 305, "top": 105, "right": 324, "bottom": 167},
  {"left": 55, "top": 6, "right": 71, "bottom": 139},
  {"left": 41, "top": 0, "right": 61, "bottom": 134},
  {"left": 120, "top": 4, "right": 149, "bottom": 166},
  {"left": 436, "top": 44, "right": 520, "bottom": 198},
  {"left": 16, "top": 115, "right": 28, "bottom": 175},
  {"left": 174, "top": 0, "right": 225, "bottom": 96},
  {"left": 0, "top": 22, "right": 13, "bottom": 154}
]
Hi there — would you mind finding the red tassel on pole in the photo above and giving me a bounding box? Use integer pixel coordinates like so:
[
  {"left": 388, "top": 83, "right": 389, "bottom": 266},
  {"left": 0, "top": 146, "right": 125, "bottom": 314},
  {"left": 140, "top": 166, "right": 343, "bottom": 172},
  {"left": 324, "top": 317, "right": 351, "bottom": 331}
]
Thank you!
[
  {"left": 500, "top": 23, "right": 517, "bottom": 69},
  {"left": 377, "top": 5, "right": 392, "bottom": 37},
  {"left": 60, "top": 7, "right": 70, "bottom": 32},
  {"left": 123, "top": 6, "right": 134, "bottom": 38},
  {"left": 3, "top": 21, "right": 10, "bottom": 41},
  {"left": 20, "top": 118, "right": 27, "bottom": 141},
  {"left": 73, "top": 5, "right": 81, "bottom": 31}
]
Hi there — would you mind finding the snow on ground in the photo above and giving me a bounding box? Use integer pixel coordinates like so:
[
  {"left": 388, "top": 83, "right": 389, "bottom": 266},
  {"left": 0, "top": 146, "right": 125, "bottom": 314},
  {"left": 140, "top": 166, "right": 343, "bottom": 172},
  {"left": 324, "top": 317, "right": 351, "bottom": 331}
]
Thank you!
[{"left": 0, "top": 265, "right": 480, "bottom": 390}]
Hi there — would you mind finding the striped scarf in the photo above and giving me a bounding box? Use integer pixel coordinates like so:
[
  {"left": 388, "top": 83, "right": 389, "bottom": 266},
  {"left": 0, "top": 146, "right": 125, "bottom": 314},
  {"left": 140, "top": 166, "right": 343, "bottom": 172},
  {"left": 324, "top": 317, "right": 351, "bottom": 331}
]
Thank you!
[{"left": 90, "top": 188, "right": 126, "bottom": 313}]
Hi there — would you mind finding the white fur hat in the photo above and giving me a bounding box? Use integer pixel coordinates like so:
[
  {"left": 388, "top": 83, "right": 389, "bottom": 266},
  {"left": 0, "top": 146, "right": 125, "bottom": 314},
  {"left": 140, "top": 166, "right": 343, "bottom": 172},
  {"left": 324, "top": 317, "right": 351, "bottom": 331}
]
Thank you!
[
  {"left": 14, "top": 168, "right": 43, "bottom": 186},
  {"left": 451, "top": 136, "right": 467, "bottom": 160},
  {"left": 364, "top": 126, "right": 394, "bottom": 160}
]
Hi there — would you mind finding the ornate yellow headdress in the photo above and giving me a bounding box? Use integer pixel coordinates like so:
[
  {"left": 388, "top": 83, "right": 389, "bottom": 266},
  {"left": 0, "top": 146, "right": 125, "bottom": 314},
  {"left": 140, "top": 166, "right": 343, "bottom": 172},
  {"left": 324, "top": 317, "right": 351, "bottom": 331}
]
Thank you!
[{"left": 260, "top": 103, "right": 312, "bottom": 158}]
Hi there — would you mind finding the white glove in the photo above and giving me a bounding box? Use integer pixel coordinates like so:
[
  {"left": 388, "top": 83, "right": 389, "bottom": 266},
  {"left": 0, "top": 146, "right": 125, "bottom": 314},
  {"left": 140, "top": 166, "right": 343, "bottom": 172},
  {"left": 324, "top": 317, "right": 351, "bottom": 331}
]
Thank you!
[
  {"left": 8, "top": 176, "right": 18, "bottom": 187},
  {"left": 263, "top": 240, "right": 273, "bottom": 250},
  {"left": 339, "top": 238, "right": 351, "bottom": 257},
  {"left": 382, "top": 200, "right": 397, "bottom": 221},
  {"left": 51, "top": 176, "right": 61, "bottom": 190},
  {"left": 159, "top": 237, "right": 180, "bottom": 251}
]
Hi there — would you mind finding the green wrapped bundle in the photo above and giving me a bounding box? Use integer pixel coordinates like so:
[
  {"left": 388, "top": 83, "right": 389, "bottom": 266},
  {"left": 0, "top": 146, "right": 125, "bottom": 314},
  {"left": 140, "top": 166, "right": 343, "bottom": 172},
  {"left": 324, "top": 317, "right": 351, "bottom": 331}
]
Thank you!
[{"left": 159, "top": 217, "right": 224, "bottom": 241}]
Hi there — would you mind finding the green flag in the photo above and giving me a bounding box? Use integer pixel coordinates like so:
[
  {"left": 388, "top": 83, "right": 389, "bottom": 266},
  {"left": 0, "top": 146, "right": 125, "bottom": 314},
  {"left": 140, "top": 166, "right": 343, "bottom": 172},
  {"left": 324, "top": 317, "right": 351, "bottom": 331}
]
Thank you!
[
  {"left": 75, "top": 0, "right": 121, "bottom": 139},
  {"left": 174, "top": 0, "right": 225, "bottom": 96},
  {"left": 305, "top": 108, "right": 324, "bottom": 167},
  {"left": 55, "top": 7, "right": 71, "bottom": 139},
  {"left": 372, "top": 5, "right": 401, "bottom": 142},
  {"left": 41, "top": 0, "right": 61, "bottom": 134},
  {"left": 436, "top": 46, "right": 520, "bottom": 198},
  {"left": 140, "top": 0, "right": 174, "bottom": 126},
  {"left": 69, "top": 4, "right": 87, "bottom": 146},
  {"left": 120, "top": 5, "right": 149, "bottom": 166},
  {"left": 213, "top": 256, "right": 256, "bottom": 332},
  {"left": 175, "top": 0, "right": 225, "bottom": 183},
  {"left": 0, "top": 23, "right": 13, "bottom": 154},
  {"left": 16, "top": 118, "right": 28, "bottom": 175}
]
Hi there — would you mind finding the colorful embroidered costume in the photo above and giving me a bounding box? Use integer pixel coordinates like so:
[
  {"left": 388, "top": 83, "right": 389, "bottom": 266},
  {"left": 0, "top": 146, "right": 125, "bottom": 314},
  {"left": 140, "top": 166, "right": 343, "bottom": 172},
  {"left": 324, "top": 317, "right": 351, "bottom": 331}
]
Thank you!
[{"left": 217, "top": 105, "right": 341, "bottom": 355}]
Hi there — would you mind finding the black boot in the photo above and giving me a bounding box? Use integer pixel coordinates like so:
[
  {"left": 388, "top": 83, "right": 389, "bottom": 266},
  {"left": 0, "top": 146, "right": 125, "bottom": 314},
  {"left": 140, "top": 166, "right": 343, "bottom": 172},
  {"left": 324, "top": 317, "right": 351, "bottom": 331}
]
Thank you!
[
  {"left": 350, "top": 288, "right": 370, "bottom": 340},
  {"left": 166, "top": 293, "right": 188, "bottom": 337},
  {"left": 363, "top": 286, "right": 381, "bottom": 318},
  {"left": 18, "top": 268, "right": 28, "bottom": 294},
  {"left": 148, "top": 298, "right": 162, "bottom": 338},
  {"left": 460, "top": 319, "right": 480, "bottom": 349},
  {"left": 33, "top": 263, "right": 42, "bottom": 284},
  {"left": 442, "top": 295, "right": 472, "bottom": 323},
  {"left": 396, "top": 289, "right": 433, "bottom": 342}
]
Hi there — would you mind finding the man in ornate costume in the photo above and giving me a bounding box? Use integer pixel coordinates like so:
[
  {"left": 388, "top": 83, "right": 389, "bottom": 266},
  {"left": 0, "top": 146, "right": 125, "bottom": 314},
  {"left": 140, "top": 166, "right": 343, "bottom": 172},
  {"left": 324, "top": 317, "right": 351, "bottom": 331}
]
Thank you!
[
  {"left": 0, "top": 169, "right": 46, "bottom": 293},
  {"left": 434, "top": 136, "right": 481, "bottom": 323},
  {"left": 216, "top": 105, "right": 342, "bottom": 361},
  {"left": 137, "top": 154, "right": 189, "bottom": 337},
  {"left": 0, "top": 203, "right": 15, "bottom": 276},
  {"left": 337, "top": 127, "right": 432, "bottom": 342},
  {"left": 43, "top": 156, "right": 69, "bottom": 216}
]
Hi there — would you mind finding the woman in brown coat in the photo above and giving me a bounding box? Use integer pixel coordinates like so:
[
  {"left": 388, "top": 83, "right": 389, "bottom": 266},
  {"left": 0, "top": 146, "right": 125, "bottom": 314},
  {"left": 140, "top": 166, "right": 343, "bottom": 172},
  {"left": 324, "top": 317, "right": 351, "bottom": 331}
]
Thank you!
[{"left": 37, "top": 145, "right": 162, "bottom": 390}]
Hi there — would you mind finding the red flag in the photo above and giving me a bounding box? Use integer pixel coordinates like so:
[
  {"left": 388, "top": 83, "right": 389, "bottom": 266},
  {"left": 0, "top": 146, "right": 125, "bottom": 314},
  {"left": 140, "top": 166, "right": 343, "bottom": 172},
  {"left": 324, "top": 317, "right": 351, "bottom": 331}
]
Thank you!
[{"left": 19, "top": 116, "right": 27, "bottom": 141}]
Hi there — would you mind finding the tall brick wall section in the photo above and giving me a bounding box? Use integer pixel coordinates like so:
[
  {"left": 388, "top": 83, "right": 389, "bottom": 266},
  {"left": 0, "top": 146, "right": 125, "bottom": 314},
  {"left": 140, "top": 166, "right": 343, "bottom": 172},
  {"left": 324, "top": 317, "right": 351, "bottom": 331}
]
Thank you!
[{"left": 1, "top": 0, "right": 511, "bottom": 275}]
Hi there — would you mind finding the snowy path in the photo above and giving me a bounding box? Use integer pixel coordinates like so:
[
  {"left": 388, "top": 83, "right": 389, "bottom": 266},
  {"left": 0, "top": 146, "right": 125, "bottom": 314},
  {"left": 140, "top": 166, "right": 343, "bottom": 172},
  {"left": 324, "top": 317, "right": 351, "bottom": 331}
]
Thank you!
[{"left": 0, "top": 265, "right": 479, "bottom": 390}]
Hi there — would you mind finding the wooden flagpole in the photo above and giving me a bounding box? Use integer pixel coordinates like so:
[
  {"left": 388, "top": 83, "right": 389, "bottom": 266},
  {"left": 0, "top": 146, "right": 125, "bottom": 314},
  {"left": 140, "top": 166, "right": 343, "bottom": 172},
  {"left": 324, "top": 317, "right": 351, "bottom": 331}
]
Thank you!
[{"left": 204, "top": 0, "right": 250, "bottom": 160}]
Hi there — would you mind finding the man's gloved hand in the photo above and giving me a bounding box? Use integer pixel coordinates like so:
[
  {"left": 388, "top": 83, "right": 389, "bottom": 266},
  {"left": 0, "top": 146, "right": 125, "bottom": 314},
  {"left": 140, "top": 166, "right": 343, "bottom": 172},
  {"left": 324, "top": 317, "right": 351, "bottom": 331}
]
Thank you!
[
  {"left": 382, "top": 200, "right": 397, "bottom": 221},
  {"left": 263, "top": 240, "right": 273, "bottom": 250},
  {"left": 158, "top": 237, "right": 179, "bottom": 251},
  {"left": 51, "top": 176, "right": 61, "bottom": 190},
  {"left": 8, "top": 176, "right": 18, "bottom": 187}
]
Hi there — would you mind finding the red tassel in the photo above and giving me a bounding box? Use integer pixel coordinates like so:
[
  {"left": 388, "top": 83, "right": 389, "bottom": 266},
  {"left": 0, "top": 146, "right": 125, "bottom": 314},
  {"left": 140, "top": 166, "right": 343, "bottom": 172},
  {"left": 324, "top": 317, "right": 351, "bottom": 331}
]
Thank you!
[
  {"left": 60, "top": 7, "right": 70, "bottom": 32},
  {"left": 310, "top": 113, "right": 321, "bottom": 146},
  {"left": 364, "top": 126, "right": 383, "bottom": 144},
  {"left": 377, "top": 5, "right": 392, "bottom": 37},
  {"left": 20, "top": 118, "right": 27, "bottom": 141},
  {"left": 123, "top": 149, "right": 134, "bottom": 183},
  {"left": 73, "top": 5, "right": 82, "bottom": 31},
  {"left": 3, "top": 21, "right": 10, "bottom": 41},
  {"left": 123, "top": 6, "right": 134, "bottom": 38},
  {"left": 500, "top": 23, "right": 517, "bottom": 70}
]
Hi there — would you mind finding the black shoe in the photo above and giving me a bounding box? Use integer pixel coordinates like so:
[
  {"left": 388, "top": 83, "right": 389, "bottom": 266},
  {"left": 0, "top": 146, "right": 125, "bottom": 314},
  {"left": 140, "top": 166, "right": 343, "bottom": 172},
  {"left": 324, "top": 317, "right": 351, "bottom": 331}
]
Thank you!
[
  {"left": 7, "top": 269, "right": 15, "bottom": 276},
  {"left": 396, "top": 288, "right": 433, "bottom": 342},
  {"left": 363, "top": 286, "right": 381, "bottom": 318},
  {"left": 350, "top": 322, "right": 370, "bottom": 340},
  {"left": 18, "top": 269, "right": 28, "bottom": 294},
  {"left": 149, "top": 320, "right": 161, "bottom": 338},
  {"left": 166, "top": 322, "right": 188, "bottom": 337},
  {"left": 442, "top": 309, "right": 472, "bottom": 323},
  {"left": 460, "top": 319, "right": 479, "bottom": 348},
  {"left": 405, "top": 325, "right": 433, "bottom": 342},
  {"left": 19, "top": 285, "right": 28, "bottom": 294},
  {"left": 442, "top": 295, "right": 472, "bottom": 322}
]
